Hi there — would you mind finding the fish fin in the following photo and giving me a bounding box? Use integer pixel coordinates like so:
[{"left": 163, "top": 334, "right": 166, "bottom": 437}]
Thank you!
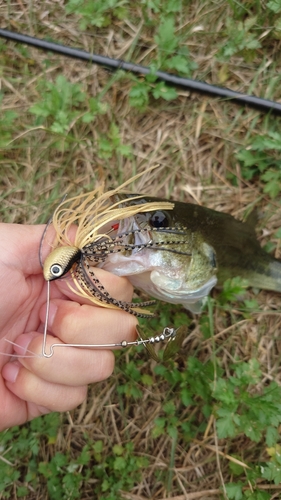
[
  {"left": 183, "top": 297, "right": 207, "bottom": 314},
  {"left": 245, "top": 258, "right": 281, "bottom": 293},
  {"left": 245, "top": 209, "right": 259, "bottom": 229}
]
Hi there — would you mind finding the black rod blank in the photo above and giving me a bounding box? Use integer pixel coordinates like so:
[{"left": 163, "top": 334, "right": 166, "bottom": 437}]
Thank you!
[{"left": 1, "top": 28, "right": 281, "bottom": 116}]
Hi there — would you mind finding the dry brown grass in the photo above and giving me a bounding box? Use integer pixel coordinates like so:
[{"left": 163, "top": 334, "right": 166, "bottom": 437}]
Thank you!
[{"left": 1, "top": 1, "right": 281, "bottom": 499}]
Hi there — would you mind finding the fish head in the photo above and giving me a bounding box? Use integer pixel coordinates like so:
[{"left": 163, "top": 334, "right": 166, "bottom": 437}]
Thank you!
[{"left": 100, "top": 195, "right": 218, "bottom": 313}]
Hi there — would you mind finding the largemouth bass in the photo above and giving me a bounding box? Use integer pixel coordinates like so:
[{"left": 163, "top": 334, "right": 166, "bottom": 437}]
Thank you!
[
  {"left": 99, "top": 194, "right": 281, "bottom": 313},
  {"left": 43, "top": 182, "right": 281, "bottom": 316}
]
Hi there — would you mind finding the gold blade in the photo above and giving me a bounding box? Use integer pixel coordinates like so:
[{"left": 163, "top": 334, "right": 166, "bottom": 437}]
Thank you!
[
  {"left": 136, "top": 325, "right": 160, "bottom": 361},
  {"left": 163, "top": 325, "right": 188, "bottom": 361}
]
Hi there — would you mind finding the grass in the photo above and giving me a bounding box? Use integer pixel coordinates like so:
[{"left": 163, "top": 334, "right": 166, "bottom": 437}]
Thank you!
[{"left": 1, "top": 0, "right": 281, "bottom": 499}]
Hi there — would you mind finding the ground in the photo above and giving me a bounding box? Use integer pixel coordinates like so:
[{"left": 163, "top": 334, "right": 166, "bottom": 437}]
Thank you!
[{"left": 1, "top": 1, "right": 281, "bottom": 499}]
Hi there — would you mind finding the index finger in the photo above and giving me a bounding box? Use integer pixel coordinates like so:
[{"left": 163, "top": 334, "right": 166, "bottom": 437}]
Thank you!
[{"left": 54, "top": 267, "right": 134, "bottom": 304}]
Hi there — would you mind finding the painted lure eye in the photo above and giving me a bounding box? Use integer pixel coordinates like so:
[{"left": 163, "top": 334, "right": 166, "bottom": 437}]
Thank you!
[
  {"left": 50, "top": 263, "right": 64, "bottom": 278},
  {"left": 149, "top": 211, "right": 169, "bottom": 228}
]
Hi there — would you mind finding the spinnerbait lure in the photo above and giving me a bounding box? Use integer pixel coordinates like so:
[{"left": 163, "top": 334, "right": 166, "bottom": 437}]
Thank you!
[{"left": 40, "top": 169, "right": 189, "bottom": 359}]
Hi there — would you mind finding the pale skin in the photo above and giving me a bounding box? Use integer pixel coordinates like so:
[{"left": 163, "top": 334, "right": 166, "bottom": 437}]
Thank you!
[{"left": 0, "top": 223, "right": 137, "bottom": 432}]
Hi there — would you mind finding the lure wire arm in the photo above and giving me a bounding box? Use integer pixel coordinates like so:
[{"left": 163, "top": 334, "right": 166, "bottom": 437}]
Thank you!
[
  {"left": 41, "top": 326, "right": 176, "bottom": 358},
  {"left": 39, "top": 218, "right": 53, "bottom": 268},
  {"left": 42, "top": 280, "right": 51, "bottom": 357}
]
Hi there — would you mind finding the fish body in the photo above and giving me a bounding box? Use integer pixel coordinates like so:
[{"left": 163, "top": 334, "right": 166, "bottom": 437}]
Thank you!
[{"left": 100, "top": 194, "right": 281, "bottom": 312}]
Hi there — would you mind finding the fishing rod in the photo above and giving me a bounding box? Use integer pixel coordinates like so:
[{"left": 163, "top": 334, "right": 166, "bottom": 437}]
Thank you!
[{"left": 1, "top": 28, "right": 281, "bottom": 116}]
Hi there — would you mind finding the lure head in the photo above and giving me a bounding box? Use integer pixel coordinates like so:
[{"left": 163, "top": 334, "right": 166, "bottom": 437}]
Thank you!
[{"left": 43, "top": 246, "right": 81, "bottom": 281}]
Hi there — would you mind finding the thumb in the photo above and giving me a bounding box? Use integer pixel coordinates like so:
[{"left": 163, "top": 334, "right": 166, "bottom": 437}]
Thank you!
[{"left": 0, "top": 223, "right": 47, "bottom": 275}]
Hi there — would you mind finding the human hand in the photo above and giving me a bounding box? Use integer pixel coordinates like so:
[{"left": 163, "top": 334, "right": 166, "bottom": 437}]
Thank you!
[{"left": 0, "top": 223, "right": 137, "bottom": 431}]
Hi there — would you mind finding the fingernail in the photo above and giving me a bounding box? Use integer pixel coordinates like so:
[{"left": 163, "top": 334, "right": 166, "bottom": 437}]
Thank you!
[
  {"left": 37, "top": 405, "right": 51, "bottom": 416},
  {"left": 12, "top": 333, "right": 37, "bottom": 356},
  {"left": 2, "top": 361, "right": 20, "bottom": 383},
  {"left": 48, "top": 303, "right": 58, "bottom": 327}
]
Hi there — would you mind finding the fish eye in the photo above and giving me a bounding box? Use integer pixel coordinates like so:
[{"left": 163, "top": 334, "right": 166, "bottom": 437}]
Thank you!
[
  {"left": 149, "top": 211, "right": 169, "bottom": 228},
  {"left": 50, "top": 263, "right": 64, "bottom": 278}
]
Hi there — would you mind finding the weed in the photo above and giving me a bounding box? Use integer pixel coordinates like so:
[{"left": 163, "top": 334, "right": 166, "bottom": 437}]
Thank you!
[
  {"left": 141, "top": 0, "right": 182, "bottom": 16},
  {"left": 29, "top": 75, "right": 86, "bottom": 134},
  {"left": 97, "top": 122, "right": 133, "bottom": 159},
  {"left": 154, "top": 18, "right": 197, "bottom": 76},
  {"left": 236, "top": 130, "right": 281, "bottom": 198},
  {"left": 267, "top": 0, "right": 281, "bottom": 14},
  {"left": 212, "top": 360, "right": 281, "bottom": 443},
  {"left": 0, "top": 415, "right": 148, "bottom": 500},
  {"left": 65, "top": 0, "right": 129, "bottom": 29},
  {"left": 0, "top": 413, "right": 61, "bottom": 498},
  {"left": 0, "top": 94, "right": 18, "bottom": 148},
  {"left": 129, "top": 17, "right": 197, "bottom": 108},
  {"left": 217, "top": 17, "right": 261, "bottom": 62},
  {"left": 91, "top": 442, "right": 149, "bottom": 499},
  {"left": 217, "top": 277, "right": 249, "bottom": 307}
]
